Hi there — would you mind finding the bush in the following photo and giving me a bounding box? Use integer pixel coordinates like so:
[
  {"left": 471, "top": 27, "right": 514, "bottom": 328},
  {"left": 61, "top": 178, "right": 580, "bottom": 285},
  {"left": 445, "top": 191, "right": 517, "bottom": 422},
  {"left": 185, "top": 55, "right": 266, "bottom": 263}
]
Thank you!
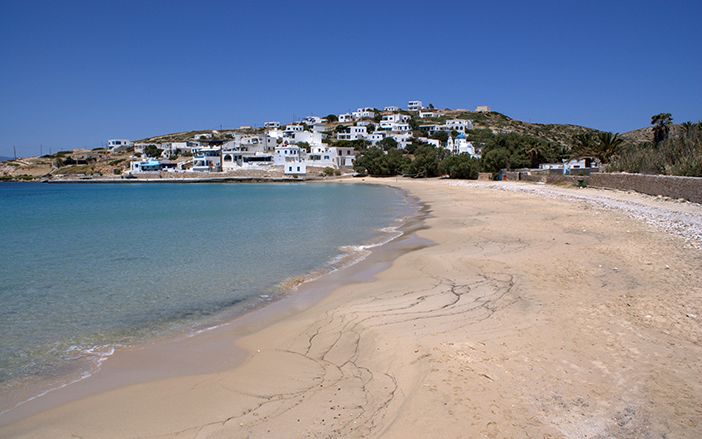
[
  {"left": 607, "top": 124, "right": 702, "bottom": 176},
  {"left": 353, "top": 148, "right": 409, "bottom": 177},
  {"left": 322, "top": 167, "right": 340, "bottom": 176},
  {"left": 144, "top": 145, "right": 162, "bottom": 158},
  {"left": 404, "top": 145, "right": 449, "bottom": 177},
  {"left": 440, "top": 155, "right": 480, "bottom": 179}
]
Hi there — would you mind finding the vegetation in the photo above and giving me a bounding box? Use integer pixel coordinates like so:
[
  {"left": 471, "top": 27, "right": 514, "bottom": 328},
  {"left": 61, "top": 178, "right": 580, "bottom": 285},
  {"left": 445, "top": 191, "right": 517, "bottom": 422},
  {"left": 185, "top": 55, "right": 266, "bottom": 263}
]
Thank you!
[
  {"left": 143, "top": 145, "right": 162, "bottom": 158},
  {"left": 572, "top": 132, "right": 624, "bottom": 163},
  {"left": 480, "top": 133, "right": 561, "bottom": 173},
  {"left": 404, "top": 145, "right": 449, "bottom": 177},
  {"left": 322, "top": 167, "right": 341, "bottom": 176},
  {"left": 440, "top": 154, "right": 481, "bottom": 179},
  {"left": 325, "top": 114, "right": 338, "bottom": 122},
  {"left": 608, "top": 119, "right": 702, "bottom": 176},
  {"left": 651, "top": 113, "right": 673, "bottom": 145},
  {"left": 353, "top": 144, "right": 480, "bottom": 180},
  {"left": 353, "top": 148, "right": 409, "bottom": 177}
]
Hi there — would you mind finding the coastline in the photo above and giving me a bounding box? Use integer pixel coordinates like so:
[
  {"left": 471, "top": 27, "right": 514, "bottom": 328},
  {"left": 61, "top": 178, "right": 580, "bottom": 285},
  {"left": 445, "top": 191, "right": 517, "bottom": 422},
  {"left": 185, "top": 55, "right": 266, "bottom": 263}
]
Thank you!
[
  {"left": 2, "top": 178, "right": 701, "bottom": 438},
  {"left": 0, "top": 182, "right": 427, "bottom": 427}
]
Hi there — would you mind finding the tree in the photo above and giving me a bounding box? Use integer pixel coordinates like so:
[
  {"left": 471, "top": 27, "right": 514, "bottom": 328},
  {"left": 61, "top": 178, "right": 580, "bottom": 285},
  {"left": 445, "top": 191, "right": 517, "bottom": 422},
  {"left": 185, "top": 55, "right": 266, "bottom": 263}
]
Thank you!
[
  {"left": 404, "top": 145, "right": 448, "bottom": 177},
  {"left": 353, "top": 148, "right": 409, "bottom": 176},
  {"left": 428, "top": 103, "right": 435, "bottom": 109},
  {"left": 430, "top": 131, "right": 449, "bottom": 143},
  {"left": 440, "top": 155, "right": 480, "bottom": 179},
  {"left": 325, "top": 114, "right": 338, "bottom": 122},
  {"left": 590, "top": 132, "right": 624, "bottom": 163},
  {"left": 377, "top": 137, "right": 398, "bottom": 151},
  {"left": 334, "top": 124, "right": 348, "bottom": 133},
  {"left": 651, "top": 113, "right": 673, "bottom": 145},
  {"left": 144, "top": 145, "right": 162, "bottom": 158}
]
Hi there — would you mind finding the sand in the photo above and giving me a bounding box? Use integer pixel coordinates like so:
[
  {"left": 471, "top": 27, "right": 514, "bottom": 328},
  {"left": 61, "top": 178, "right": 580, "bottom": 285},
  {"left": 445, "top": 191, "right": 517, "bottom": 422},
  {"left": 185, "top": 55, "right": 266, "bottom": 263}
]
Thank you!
[{"left": 1, "top": 178, "right": 701, "bottom": 438}]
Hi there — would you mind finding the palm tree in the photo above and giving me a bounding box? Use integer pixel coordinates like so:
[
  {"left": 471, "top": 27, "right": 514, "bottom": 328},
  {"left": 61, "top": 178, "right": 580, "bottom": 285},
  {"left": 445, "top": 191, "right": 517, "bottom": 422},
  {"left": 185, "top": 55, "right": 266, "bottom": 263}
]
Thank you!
[
  {"left": 572, "top": 132, "right": 595, "bottom": 157},
  {"left": 651, "top": 113, "right": 673, "bottom": 145},
  {"left": 593, "top": 132, "right": 624, "bottom": 163}
]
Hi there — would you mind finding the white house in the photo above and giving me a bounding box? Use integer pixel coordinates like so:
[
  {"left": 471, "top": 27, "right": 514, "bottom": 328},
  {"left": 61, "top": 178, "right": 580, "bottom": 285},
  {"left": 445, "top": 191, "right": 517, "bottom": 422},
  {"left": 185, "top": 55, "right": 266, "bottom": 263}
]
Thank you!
[
  {"left": 391, "top": 133, "right": 412, "bottom": 149},
  {"left": 273, "top": 145, "right": 302, "bottom": 166},
  {"left": 444, "top": 119, "right": 473, "bottom": 132},
  {"left": 352, "top": 107, "right": 376, "bottom": 120},
  {"left": 107, "top": 139, "right": 132, "bottom": 152},
  {"left": 283, "top": 160, "right": 306, "bottom": 177},
  {"left": 336, "top": 125, "right": 367, "bottom": 141},
  {"left": 264, "top": 121, "right": 280, "bottom": 129},
  {"left": 306, "top": 146, "right": 355, "bottom": 168},
  {"left": 389, "top": 122, "right": 411, "bottom": 132},
  {"left": 408, "top": 100, "right": 423, "bottom": 112},
  {"left": 284, "top": 124, "right": 304, "bottom": 134},
  {"left": 380, "top": 113, "right": 411, "bottom": 129},
  {"left": 446, "top": 133, "right": 478, "bottom": 158},
  {"left": 367, "top": 131, "right": 386, "bottom": 144},
  {"left": 419, "top": 111, "right": 439, "bottom": 119},
  {"left": 384, "top": 106, "right": 400, "bottom": 112},
  {"left": 159, "top": 142, "right": 189, "bottom": 158},
  {"left": 338, "top": 113, "right": 353, "bottom": 123},
  {"left": 129, "top": 159, "right": 162, "bottom": 173},
  {"left": 191, "top": 147, "right": 222, "bottom": 172},
  {"left": 193, "top": 133, "right": 213, "bottom": 140}
]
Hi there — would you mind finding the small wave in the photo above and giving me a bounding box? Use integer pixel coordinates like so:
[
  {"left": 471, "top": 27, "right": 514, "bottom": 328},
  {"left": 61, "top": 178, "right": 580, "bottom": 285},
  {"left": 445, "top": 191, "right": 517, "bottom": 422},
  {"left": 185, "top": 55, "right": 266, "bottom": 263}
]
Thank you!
[{"left": 0, "top": 344, "right": 117, "bottom": 417}]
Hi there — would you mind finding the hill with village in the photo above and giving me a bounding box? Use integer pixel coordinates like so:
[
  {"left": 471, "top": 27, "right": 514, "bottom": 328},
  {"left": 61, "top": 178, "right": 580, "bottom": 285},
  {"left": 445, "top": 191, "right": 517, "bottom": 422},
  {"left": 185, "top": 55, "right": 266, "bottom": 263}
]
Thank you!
[{"left": 1, "top": 101, "right": 694, "bottom": 181}]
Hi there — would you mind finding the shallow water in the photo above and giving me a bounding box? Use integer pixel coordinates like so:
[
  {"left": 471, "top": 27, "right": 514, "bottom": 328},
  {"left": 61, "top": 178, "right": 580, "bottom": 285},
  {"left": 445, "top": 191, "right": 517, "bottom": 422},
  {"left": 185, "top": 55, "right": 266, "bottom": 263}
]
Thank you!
[{"left": 0, "top": 182, "right": 411, "bottom": 400}]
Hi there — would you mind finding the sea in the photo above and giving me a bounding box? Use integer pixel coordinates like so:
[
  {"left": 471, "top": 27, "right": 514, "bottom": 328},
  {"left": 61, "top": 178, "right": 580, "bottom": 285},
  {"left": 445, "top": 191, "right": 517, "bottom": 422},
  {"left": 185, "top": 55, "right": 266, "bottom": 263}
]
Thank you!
[{"left": 0, "top": 182, "right": 413, "bottom": 412}]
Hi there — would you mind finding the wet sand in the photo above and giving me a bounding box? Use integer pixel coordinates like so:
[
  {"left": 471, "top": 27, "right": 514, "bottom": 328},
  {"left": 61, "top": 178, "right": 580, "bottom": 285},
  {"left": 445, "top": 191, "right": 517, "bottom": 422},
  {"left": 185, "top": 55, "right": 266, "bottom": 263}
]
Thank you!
[{"left": 2, "top": 178, "right": 701, "bottom": 438}]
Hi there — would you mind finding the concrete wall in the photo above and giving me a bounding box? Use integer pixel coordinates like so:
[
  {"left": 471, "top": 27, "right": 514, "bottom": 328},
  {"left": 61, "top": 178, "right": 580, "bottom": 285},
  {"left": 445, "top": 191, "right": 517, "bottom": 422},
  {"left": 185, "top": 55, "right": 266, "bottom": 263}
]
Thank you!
[{"left": 588, "top": 173, "right": 702, "bottom": 204}]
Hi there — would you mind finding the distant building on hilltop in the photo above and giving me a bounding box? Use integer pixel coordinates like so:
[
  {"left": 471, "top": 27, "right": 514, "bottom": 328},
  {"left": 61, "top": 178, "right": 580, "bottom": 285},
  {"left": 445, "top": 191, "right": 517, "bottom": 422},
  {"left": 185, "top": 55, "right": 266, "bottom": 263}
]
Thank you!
[
  {"left": 408, "top": 100, "right": 423, "bottom": 112},
  {"left": 106, "top": 139, "right": 132, "bottom": 152},
  {"left": 475, "top": 105, "right": 491, "bottom": 113}
]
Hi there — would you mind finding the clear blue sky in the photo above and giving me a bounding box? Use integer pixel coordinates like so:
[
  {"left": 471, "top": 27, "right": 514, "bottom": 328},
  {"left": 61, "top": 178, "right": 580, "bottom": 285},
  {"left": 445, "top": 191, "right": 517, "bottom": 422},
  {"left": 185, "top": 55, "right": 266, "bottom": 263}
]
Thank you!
[{"left": 1, "top": 0, "right": 700, "bottom": 157}]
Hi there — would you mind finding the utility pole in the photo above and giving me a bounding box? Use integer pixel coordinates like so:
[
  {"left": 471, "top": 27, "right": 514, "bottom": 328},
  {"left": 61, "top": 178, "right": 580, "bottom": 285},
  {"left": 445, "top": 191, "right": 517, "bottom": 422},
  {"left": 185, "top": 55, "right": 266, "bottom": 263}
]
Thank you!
[
  {"left": 13, "top": 145, "right": 17, "bottom": 160},
  {"left": 40, "top": 144, "right": 43, "bottom": 156}
]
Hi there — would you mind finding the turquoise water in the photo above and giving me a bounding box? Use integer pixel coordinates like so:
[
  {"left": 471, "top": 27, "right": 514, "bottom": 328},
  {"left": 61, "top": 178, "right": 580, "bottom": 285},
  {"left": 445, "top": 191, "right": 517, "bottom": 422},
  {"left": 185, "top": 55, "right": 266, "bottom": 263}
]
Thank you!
[{"left": 0, "top": 182, "right": 411, "bottom": 398}]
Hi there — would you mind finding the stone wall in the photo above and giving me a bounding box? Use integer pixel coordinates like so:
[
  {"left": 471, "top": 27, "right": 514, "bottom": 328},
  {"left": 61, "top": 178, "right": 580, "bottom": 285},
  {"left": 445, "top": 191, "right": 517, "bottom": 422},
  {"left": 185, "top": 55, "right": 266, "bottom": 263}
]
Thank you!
[{"left": 588, "top": 173, "right": 702, "bottom": 204}]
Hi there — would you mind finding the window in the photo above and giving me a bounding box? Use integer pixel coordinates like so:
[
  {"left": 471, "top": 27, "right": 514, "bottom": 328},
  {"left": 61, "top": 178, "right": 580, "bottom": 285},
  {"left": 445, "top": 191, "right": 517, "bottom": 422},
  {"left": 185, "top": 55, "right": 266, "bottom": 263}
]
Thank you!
[{"left": 297, "top": 167, "right": 300, "bottom": 172}]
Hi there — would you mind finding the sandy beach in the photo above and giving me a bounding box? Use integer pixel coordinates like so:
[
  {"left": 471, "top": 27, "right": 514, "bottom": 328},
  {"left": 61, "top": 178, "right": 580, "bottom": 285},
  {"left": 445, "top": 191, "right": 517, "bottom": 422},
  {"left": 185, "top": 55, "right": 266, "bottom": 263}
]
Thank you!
[{"left": 1, "top": 178, "right": 701, "bottom": 438}]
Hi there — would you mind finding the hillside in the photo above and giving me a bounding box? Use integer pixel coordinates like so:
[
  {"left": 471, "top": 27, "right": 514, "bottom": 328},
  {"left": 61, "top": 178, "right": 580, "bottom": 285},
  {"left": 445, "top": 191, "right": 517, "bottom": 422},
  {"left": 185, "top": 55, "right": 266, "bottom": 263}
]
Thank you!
[
  {"left": 448, "top": 110, "right": 604, "bottom": 149},
  {"left": 0, "top": 110, "right": 665, "bottom": 181}
]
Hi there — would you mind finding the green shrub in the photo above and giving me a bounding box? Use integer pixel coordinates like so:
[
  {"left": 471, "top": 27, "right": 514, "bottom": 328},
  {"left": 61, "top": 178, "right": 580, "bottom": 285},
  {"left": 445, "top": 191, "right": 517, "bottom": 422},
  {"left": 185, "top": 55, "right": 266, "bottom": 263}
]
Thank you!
[{"left": 440, "top": 155, "right": 480, "bottom": 179}]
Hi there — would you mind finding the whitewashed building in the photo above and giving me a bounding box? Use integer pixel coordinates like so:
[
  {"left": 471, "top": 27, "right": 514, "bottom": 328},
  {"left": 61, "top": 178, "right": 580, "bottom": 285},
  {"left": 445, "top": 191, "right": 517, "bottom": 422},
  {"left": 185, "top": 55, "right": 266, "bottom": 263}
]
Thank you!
[
  {"left": 408, "top": 100, "right": 423, "bottom": 112},
  {"left": 367, "top": 131, "right": 387, "bottom": 144},
  {"left": 283, "top": 160, "right": 306, "bottom": 177},
  {"left": 444, "top": 119, "right": 473, "bottom": 132},
  {"left": 191, "top": 147, "right": 222, "bottom": 172},
  {"left": 107, "top": 139, "right": 132, "bottom": 152},
  {"left": 352, "top": 107, "right": 376, "bottom": 120},
  {"left": 419, "top": 111, "right": 439, "bottom": 119},
  {"left": 273, "top": 145, "right": 302, "bottom": 166},
  {"left": 264, "top": 121, "right": 280, "bottom": 129},
  {"left": 384, "top": 106, "right": 400, "bottom": 112},
  {"left": 336, "top": 125, "right": 368, "bottom": 141},
  {"left": 446, "top": 133, "right": 478, "bottom": 158},
  {"left": 338, "top": 113, "right": 353, "bottom": 123}
]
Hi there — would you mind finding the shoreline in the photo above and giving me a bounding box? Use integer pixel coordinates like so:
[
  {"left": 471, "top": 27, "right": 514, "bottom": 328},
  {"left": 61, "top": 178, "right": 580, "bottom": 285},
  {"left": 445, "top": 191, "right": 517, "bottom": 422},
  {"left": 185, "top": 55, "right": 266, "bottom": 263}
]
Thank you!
[
  {"left": 2, "top": 178, "right": 701, "bottom": 437},
  {"left": 0, "top": 183, "right": 428, "bottom": 427}
]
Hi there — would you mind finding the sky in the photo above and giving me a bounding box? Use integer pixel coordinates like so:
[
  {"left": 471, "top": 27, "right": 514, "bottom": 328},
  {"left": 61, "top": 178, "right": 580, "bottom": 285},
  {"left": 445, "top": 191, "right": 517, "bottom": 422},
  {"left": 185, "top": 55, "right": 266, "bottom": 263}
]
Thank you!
[{"left": 1, "top": 0, "right": 700, "bottom": 157}]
